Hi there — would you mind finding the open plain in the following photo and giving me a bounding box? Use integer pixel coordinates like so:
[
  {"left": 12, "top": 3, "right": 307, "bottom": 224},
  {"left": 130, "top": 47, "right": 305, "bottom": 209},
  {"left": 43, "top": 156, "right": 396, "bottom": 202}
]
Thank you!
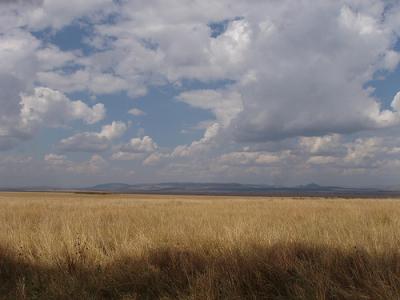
[{"left": 0, "top": 192, "right": 400, "bottom": 299}]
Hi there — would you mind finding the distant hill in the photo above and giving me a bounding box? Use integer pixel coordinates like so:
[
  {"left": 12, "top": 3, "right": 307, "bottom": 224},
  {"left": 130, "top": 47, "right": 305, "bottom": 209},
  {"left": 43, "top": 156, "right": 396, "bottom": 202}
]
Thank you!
[
  {"left": 2, "top": 182, "right": 399, "bottom": 197},
  {"left": 90, "top": 182, "right": 275, "bottom": 194},
  {"left": 90, "top": 183, "right": 132, "bottom": 190},
  {"left": 85, "top": 182, "right": 400, "bottom": 197}
]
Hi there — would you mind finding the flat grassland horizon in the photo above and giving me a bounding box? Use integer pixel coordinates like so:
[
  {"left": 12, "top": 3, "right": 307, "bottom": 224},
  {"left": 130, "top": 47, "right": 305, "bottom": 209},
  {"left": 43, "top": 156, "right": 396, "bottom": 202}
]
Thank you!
[{"left": 0, "top": 192, "right": 400, "bottom": 299}]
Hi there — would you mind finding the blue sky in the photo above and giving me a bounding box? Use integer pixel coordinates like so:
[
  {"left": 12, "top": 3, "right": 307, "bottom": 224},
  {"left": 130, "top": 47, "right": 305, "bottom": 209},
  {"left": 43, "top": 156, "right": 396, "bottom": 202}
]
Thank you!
[{"left": 1, "top": 0, "right": 400, "bottom": 187}]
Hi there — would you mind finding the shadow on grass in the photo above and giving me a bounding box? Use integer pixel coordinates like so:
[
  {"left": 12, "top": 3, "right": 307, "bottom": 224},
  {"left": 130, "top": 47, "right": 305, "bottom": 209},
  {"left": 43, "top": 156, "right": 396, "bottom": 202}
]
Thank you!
[{"left": 1, "top": 243, "right": 400, "bottom": 299}]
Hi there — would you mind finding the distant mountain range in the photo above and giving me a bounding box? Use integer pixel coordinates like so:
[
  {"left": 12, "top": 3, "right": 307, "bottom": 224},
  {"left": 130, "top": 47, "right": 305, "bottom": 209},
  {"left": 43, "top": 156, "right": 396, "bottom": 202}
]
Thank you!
[
  {"left": 83, "top": 182, "right": 400, "bottom": 197},
  {"left": 2, "top": 182, "right": 400, "bottom": 197}
]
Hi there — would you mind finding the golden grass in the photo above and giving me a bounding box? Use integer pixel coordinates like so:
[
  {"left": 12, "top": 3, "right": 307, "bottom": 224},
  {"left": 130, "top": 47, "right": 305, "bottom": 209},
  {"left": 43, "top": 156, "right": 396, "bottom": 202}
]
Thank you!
[{"left": 0, "top": 192, "right": 400, "bottom": 299}]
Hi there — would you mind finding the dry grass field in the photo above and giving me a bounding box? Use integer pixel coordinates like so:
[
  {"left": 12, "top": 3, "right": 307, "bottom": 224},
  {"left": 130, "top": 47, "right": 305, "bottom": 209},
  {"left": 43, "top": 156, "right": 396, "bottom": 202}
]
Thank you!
[{"left": 0, "top": 192, "right": 400, "bottom": 299}]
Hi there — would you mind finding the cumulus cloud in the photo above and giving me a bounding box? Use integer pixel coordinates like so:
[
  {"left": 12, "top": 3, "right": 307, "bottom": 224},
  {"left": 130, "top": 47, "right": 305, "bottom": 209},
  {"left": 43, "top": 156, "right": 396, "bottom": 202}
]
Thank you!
[
  {"left": 229, "top": 2, "right": 400, "bottom": 141},
  {"left": 219, "top": 151, "right": 282, "bottom": 166},
  {"left": 111, "top": 151, "right": 146, "bottom": 161},
  {"left": 58, "top": 133, "right": 110, "bottom": 153},
  {"left": 299, "top": 134, "right": 344, "bottom": 156},
  {"left": 0, "top": 0, "right": 114, "bottom": 30},
  {"left": 37, "top": 70, "right": 129, "bottom": 95},
  {"left": 58, "top": 121, "right": 127, "bottom": 152},
  {"left": 301, "top": 135, "right": 396, "bottom": 170},
  {"left": 172, "top": 123, "right": 220, "bottom": 158},
  {"left": 0, "top": 29, "right": 40, "bottom": 148},
  {"left": 0, "top": 13, "right": 106, "bottom": 151},
  {"left": 343, "top": 138, "right": 382, "bottom": 167},
  {"left": 143, "top": 152, "right": 164, "bottom": 166},
  {"left": 39, "top": 2, "right": 253, "bottom": 97},
  {"left": 45, "top": 153, "right": 107, "bottom": 175},
  {"left": 36, "top": 46, "right": 77, "bottom": 72},
  {"left": 18, "top": 0, "right": 400, "bottom": 142},
  {"left": 112, "top": 136, "right": 158, "bottom": 161},
  {"left": 20, "top": 87, "right": 105, "bottom": 128},
  {"left": 128, "top": 108, "right": 146, "bottom": 116},
  {"left": 391, "top": 92, "right": 400, "bottom": 112},
  {"left": 177, "top": 89, "right": 242, "bottom": 127},
  {"left": 307, "top": 156, "right": 338, "bottom": 165},
  {"left": 121, "top": 136, "right": 158, "bottom": 153},
  {"left": 82, "top": 0, "right": 400, "bottom": 142},
  {"left": 98, "top": 121, "right": 127, "bottom": 140}
]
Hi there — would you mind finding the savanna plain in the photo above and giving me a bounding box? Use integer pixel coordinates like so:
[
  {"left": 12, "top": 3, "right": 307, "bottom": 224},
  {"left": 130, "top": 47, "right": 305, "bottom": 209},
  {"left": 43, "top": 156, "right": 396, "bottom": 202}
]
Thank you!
[{"left": 0, "top": 192, "right": 400, "bottom": 299}]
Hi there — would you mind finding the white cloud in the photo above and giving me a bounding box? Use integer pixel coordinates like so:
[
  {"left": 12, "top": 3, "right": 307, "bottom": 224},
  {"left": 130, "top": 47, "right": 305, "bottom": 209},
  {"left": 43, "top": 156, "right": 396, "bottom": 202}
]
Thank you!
[
  {"left": 172, "top": 123, "right": 220, "bottom": 158},
  {"left": 58, "top": 133, "right": 109, "bottom": 153},
  {"left": 143, "top": 152, "right": 164, "bottom": 165},
  {"left": 48, "top": 3, "right": 252, "bottom": 97},
  {"left": 391, "top": 92, "right": 400, "bottom": 112},
  {"left": 307, "top": 156, "right": 338, "bottom": 165},
  {"left": 300, "top": 134, "right": 343, "bottom": 155},
  {"left": 0, "top": 29, "right": 41, "bottom": 148},
  {"left": 302, "top": 136, "right": 391, "bottom": 169},
  {"left": 36, "top": 46, "right": 77, "bottom": 72},
  {"left": 0, "top": 28, "right": 106, "bottom": 150},
  {"left": 128, "top": 108, "right": 146, "bottom": 116},
  {"left": 16, "top": 0, "right": 400, "bottom": 142},
  {"left": 112, "top": 135, "right": 159, "bottom": 161},
  {"left": 344, "top": 137, "right": 381, "bottom": 166},
  {"left": 98, "top": 121, "right": 127, "bottom": 140},
  {"left": 383, "top": 50, "right": 400, "bottom": 71},
  {"left": 58, "top": 121, "right": 127, "bottom": 152},
  {"left": 229, "top": 2, "right": 400, "bottom": 141},
  {"left": 121, "top": 136, "right": 158, "bottom": 153},
  {"left": 1, "top": 0, "right": 114, "bottom": 31},
  {"left": 20, "top": 87, "right": 105, "bottom": 130},
  {"left": 209, "top": 19, "right": 251, "bottom": 69},
  {"left": 65, "top": 0, "right": 400, "bottom": 142},
  {"left": 111, "top": 152, "right": 145, "bottom": 161},
  {"left": 37, "top": 70, "right": 129, "bottom": 95},
  {"left": 219, "top": 151, "right": 282, "bottom": 166},
  {"left": 45, "top": 153, "right": 107, "bottom": 175},
  {"left": 177, "top": 89, "right": 242, "bottom": 127}
]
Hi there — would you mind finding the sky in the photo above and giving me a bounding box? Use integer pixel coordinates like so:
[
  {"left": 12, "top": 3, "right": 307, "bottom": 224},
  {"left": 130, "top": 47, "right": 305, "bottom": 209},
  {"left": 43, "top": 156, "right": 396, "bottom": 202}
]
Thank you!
[{"left": 1, "top": 0, "right": 400, "bottom": 187}]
